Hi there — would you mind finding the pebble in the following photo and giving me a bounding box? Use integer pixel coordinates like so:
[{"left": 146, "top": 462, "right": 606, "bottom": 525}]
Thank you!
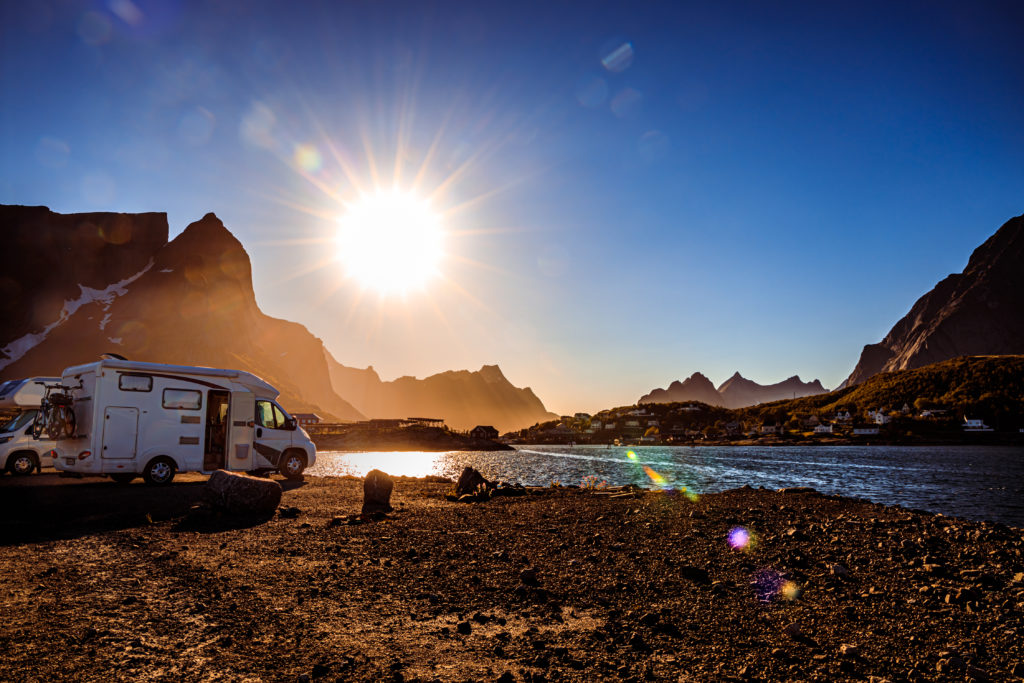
[{"left": 839, "top": 643, "right": 860, "bottom": 658}]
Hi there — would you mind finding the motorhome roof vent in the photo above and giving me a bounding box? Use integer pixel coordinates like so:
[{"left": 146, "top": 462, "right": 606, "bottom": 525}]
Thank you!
[{"left": 101, "top": 352, "right": 128, "bottom": 361}]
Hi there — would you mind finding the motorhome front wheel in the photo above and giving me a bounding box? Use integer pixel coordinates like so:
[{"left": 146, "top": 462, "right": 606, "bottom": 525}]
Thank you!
[
  {"left": 7, "top": 452, "right": 37, "bottom": 476},
  {"left": 280, "top": 451, "right": 306, "bottom": 479}
]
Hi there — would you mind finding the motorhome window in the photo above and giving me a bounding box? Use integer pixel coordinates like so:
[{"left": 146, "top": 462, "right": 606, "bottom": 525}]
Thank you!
[
  {"left": 272, "top": 403, "right": 288, "bottom": 427},
  {"left": 2, "top": 410, "right": 36, "bottom": 433},
  {"left": 162, "top": 389, "right": 202, "bottom": 410},
  {"left": 119, "top": 374, "right": 153, "bottom": 392},
  {"left": 256, "top": 400, "right": 279, "bottom": 428}
]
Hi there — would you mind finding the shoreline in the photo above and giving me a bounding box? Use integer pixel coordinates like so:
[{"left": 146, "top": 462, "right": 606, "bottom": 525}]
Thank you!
[{"left": 2, "top": 475, "right": 1023, "bottom": 680}]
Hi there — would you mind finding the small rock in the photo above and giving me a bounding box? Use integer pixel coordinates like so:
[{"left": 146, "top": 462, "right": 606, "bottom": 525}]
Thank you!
[
  {"left": 520, "top": 568, "right": 539, "bottom": 586},
  {"left": 279, "top": 506, "right": 301, "bottom": 519},
  {"left": 455, "top": 466, "right": 491, "bottom": 497},
  {"left": 362, "top": 469, "right": 394, "bottom": 515},
  {"left": 830, "top": 564, "right": 851, "bottom": 578}
]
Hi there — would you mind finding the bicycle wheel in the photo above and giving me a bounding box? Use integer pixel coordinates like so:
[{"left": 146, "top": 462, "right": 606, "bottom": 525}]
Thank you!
[
  {"left": 32, "top": 402, "right": 48, "bottom": 439},
  {"left": 54, "top": 405, "right": 76, "bottom": 439}
]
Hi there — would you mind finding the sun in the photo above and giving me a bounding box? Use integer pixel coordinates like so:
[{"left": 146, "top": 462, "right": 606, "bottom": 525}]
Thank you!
[{"left": 335, "top": 190, "right": 444, "bottom": 295}]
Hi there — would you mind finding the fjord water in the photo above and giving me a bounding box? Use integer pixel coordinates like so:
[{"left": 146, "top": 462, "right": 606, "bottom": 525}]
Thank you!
[{"left": 309, "top": 445, "right": 1024, "bottom": 527}]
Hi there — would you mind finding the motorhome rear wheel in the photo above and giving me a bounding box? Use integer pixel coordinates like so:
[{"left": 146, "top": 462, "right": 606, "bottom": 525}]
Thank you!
[{"left": 143, "top": 457, "right": 176, "bottom": 486}]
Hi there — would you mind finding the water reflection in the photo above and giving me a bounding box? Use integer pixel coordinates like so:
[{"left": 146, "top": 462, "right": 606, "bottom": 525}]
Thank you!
[{"left": 307, "top": 445, "right": 1024, "bottom": 527}]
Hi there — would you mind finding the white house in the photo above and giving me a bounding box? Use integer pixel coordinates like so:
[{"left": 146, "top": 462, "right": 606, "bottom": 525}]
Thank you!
[
  {"left": 813, "top": 424, "right": 833, "bottom": 434},
  {"left": 963, "top": 418, "right": 993, "bottom": 432},
  {"left": 834, "top": 410, "right": 852, "bottom": 422},
  {"left": 875, "top": 413, "right": 891, "bottom": 425},
  {"left": 604, "top": 422, "right": 616, "bottom": 430},
  {"left": 759, "top": 424, "right": 780, "bottom": 435},
  {"left": 624, "top": 420, "right": 640, "bottom": 428}
]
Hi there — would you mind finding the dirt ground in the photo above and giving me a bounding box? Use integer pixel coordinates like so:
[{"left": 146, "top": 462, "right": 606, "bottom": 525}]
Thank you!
[{"left": 1, "top": 472, "right": 1023, "bottom": 682}]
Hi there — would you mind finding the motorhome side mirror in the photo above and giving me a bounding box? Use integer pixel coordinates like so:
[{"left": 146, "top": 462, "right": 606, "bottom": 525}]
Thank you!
[{"left": 285, "top": 417, "right": 297, "bottom": 431}]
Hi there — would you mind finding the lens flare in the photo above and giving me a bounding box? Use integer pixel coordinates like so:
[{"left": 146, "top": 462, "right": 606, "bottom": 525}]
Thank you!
[
  {"left": 750, "top": 569, "right": 801, "bottom": 602},
  {"left": 781, "top": 581, "right": 801, "bottom": 601},
  {"left": 626, "top": 451, "right": 637, "bottom": 461},
  {"left": 728, "top": 527, "right": 750, "bottom": 550},
  {"left": 294, "top": 143, "right": 322, "bottom": 172},
  {"left": 642, "top": 465, "right": 666, "bottom": 486}
]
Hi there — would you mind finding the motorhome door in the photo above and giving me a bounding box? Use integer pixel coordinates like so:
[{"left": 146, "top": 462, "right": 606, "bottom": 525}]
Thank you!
[
  {"left": 226, "top": 390, "right": 254, "bottom": 470},
  {"left": 101, "top": 407, "right": 138, "bottom": 459}
]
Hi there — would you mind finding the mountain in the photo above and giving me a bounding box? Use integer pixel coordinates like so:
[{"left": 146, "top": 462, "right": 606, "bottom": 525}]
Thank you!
[
  {"left": 0, "top": 206, "right": 363, "bottom": 421},
  {"left": 324, "top": 351, "right": 557, "bottom": 433},
  {"left": 639, "top": 371, "right": 827, "bottom": 408},
  {"left": 717, "top": 372, "right": 827, "bottom": 408},
  {"left": 639, "top": 372, "right": 724, "bottom": 406},
  {"left": 844, "top": 213, "right": 1024, "bottom": 386}
]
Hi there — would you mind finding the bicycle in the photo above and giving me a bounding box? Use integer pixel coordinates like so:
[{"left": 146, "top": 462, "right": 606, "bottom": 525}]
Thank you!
[{"left": 32, "top": 381, "right": 78, "bottom": 440}]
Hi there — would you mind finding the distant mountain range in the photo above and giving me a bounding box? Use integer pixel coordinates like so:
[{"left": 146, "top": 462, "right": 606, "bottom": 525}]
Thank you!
[
  {"left": 0, "top": 206, "right": 556, "bottom": 430},
  {"left": 639, "top": 371, "right": 827, "bottom": 408},
  {"left": 324, "top": 355, "right": 556, "bottom": 433},
  {"left": 844, "top": 212, "right": 1024, "bottom": 386}
]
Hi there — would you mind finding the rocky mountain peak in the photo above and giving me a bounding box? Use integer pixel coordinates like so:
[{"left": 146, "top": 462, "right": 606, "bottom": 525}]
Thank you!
[{"left": 844, "top": 212, "right": 1024, "bottom": 386}]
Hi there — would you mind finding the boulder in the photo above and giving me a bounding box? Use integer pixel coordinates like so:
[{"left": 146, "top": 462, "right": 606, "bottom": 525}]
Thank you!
[
  {"left": 204, "top": 470, "right": 282, "bottom": 515},
  {"left": 362, "top": 469, "right": 394, "bottom": 515},
  {"left": 455, "top": 466, "right": 491, "bottom": 497}
]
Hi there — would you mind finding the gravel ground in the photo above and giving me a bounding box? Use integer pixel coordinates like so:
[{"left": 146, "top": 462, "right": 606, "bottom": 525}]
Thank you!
[{"left": 1, "top": 473, "right": 1023, "bottom": 682}]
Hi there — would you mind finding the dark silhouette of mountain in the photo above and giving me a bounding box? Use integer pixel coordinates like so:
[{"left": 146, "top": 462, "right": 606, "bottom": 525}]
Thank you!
[
  {"left": 0, "top": 206, "right": 363, "bottom": 421},
  {"left": 639, "top": 372, "right": 724, "bottom": 406},
  {"left": 639, "top": 371, "right": 827, "bottom": 408},
  {"left": 0, "top": 205, "right": 166, "bottom": 354},
  {"left": 324, "top": 351, "right": 557, "bottom": 433},
  {"left": 717, "top": 372, "right": 827, "bottom": 408},
  {"left": 844, "top": 213, "right": 1024, "bottom": 386}
]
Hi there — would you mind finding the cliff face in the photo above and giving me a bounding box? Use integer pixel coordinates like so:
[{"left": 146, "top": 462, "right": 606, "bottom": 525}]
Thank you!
[
  {"left": 324, "top": 351, "right": 557, "bottom": 433},
  {"left": 0, "top": 207, "right": 363, "bottom": 421},
  {"left": 844, "top": 213, "right": 1024, "bottom": 386},
  {"left": 0, "top": 205, "right": 167, "bottom": 364}
]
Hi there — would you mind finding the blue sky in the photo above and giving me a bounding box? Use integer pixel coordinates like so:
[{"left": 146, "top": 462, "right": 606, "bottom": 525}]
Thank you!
[{"left": 2, "top": 0, "right": 1023, "bottom": 414}]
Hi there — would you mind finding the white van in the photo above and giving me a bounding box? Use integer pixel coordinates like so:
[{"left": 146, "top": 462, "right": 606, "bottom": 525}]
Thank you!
[
  {"left": 53, "top": 359, "right": 317, "bottom": 485},
  {"left": 0, "top": 377, "right": 60, "bottom": 475}
]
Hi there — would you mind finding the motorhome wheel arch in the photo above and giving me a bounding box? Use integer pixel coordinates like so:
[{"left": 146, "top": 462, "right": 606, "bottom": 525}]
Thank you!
[{"left": 51, "top": 359, "right": 316, "bottom": 485}]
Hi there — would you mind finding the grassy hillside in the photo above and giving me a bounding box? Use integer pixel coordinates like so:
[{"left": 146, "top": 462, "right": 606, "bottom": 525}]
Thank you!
[{"left": 738, "top": 355, "right": 1024, "bottom": 428}]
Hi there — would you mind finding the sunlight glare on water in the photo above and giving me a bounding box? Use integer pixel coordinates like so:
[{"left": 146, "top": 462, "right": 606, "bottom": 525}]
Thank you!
[{"left": 307, "top": 444, "right": 1024, "bottom": 526}]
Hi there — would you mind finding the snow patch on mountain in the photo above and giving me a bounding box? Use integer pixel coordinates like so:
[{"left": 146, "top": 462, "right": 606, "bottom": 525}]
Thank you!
[{"left": 0, "top": 261, "right": 153, "bottom": 371}]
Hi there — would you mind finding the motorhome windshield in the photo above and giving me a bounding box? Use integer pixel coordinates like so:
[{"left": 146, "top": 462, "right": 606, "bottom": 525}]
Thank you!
[{"left": 1, "top": 410, "right": 37, "bottom": 433}]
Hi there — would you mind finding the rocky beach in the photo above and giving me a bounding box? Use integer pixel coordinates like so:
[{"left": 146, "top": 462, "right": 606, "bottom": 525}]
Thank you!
[{"left": 1, "top": 473, "right": 1023, "bottom": 682}]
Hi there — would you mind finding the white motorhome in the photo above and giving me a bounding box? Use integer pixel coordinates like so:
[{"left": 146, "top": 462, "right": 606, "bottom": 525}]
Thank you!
[
  {"left": 0, "top": 377, "right": 60, "bottom": 475},
  {"left": 53, "top": 359, "right": 317, "bottom": 485}
]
